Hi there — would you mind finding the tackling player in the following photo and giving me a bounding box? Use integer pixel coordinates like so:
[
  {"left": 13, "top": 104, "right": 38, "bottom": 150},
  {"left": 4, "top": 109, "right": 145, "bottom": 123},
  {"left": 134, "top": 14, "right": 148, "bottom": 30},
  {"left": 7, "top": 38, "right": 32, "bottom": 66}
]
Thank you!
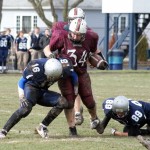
[
  {"left": 100, "top": 96, "right": 150, "bottom": 136},
  {"left": 0, "top": 57, "right": 78, "bottom": 139}
]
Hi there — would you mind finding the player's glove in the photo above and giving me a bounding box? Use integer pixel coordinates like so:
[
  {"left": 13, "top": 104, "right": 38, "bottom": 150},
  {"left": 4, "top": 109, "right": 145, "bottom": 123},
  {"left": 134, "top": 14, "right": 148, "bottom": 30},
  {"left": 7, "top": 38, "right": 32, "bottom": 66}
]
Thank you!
[
  {"left": 111, "top": 128, "right": 117, "bottom": 135},
  {"left": 20, "top": 98, "right": 28, "bottom": 108},
  {"left": 48, "top": 53, "right": 56, "bottom": 59}
]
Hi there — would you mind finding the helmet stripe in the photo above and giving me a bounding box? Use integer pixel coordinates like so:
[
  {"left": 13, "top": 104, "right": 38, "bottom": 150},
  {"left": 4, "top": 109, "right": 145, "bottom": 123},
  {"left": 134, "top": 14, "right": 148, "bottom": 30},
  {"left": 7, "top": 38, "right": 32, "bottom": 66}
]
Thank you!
[
  {"left": 75, "top": 19, "right": 82, "bottom": 32},
  {"left": 74, "top": 8, "right": 77, "bottom": 15}
]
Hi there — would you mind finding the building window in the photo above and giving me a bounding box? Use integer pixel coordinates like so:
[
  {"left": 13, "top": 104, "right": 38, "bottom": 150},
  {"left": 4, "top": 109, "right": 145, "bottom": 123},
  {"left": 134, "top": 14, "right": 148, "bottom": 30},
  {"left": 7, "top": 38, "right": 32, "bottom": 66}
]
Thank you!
[
  {"left": 22, "top": 16, "right": 31, "bottom": 33},
  {"left": 16, "top": 16, "right": 38, "bottom": 34},
  {"left": 113, "top": 17, "right": 118, "bottom": 34},
  {"left": 16, "top": 16, "right": 20, "bottom": 33},
  {"left": 120, "top": 17, "right": 126, "bottom": 33},
  {"left": 33, "top": 16, "right": 37, "bottom": 28},
  {"left": 112, "top": 15, "right": 127, "bottom": 34}
]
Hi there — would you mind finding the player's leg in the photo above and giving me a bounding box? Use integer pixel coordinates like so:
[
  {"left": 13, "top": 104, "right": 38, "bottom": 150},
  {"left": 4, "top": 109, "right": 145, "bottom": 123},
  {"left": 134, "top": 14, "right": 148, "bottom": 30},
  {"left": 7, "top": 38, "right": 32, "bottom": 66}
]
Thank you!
[
  {"left": 58, "top": 77, "right": 77, "bottom": 136},
  {"left": 0, "top": 84, "right": 40, "bottom": 139},
  {"left": 0, "top": 100, "right": 32, "bottom": 139},
  {"left": 78, "top": 72, "right": 102, "bottom": 133},
  {"left": 74, "top": 95, "right": 84, "bottom": 125},
  {"left": 3, "top": 49, "right": 8, "bottom": 73},
  {"left": 137, "top": 135, "right": 150, "bottom": 149},
  {"left": 36, "top": 91, "right": 68, "bottom": 138}
]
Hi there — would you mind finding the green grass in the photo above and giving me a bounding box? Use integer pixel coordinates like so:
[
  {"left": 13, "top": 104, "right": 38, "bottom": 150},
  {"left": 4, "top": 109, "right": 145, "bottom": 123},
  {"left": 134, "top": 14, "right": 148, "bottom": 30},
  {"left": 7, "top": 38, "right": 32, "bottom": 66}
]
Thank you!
[{"left": 0, "top": 71, "right": 150, "bottom": 150}]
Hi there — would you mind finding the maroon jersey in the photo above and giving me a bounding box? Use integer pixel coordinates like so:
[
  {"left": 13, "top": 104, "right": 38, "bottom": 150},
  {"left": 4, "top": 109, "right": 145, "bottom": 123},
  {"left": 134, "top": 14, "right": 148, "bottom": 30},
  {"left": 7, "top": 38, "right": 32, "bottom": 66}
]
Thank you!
[
  {"left": 50, "top": 29, "right": 98, "bottom": 74},
  {"left": 51, "top": 21, "right": 68, "bottom": 33}
]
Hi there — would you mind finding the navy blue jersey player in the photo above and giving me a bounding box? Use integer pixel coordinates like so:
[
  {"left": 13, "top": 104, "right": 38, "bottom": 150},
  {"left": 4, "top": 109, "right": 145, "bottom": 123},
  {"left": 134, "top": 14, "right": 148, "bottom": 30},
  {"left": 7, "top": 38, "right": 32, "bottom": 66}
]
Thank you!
[
  {"left": 0, "top": 58, "right": 78, "bottom": 139},
  {"left": 0, "top": 32, "right": 11, "bottom": 72},
  {"left": 100, "top": 96, "right": 150, "bottom": 136}
]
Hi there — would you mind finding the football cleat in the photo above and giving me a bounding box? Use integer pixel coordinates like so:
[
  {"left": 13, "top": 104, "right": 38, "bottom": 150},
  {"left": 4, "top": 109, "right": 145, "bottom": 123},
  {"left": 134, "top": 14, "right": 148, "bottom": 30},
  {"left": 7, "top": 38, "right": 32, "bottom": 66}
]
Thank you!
[
  {"left": 35, "top": 124, "right": 49, "bottom": 139},
  {"left": 90, "top": 118, "right": 100, "bottom": 129},
  {"left": 75, "top": 112, "right": 84, "bottom": 125},
  {"left": 0, "top": 129, "right": 7, "bottom": 139},
  {"left": 90, "top": 118, "right": 104, "bottom": 134},
  {"left": 137, "top": 135, "right": 150, "bottom": 150},
  {"left": 69, "top": 127, "right": 78, "bottom": 137}
]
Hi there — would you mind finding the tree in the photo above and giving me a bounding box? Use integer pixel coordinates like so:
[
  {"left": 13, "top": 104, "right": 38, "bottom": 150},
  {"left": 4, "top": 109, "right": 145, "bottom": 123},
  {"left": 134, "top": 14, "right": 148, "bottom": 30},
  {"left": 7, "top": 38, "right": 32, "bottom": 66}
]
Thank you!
[
  {"left": 137, "top": 35, "right": 149, "bottom": 62},
  {"left": 0, "top": 0, "right": 3, "bottom": 26},
  {"left": 28, "top": 0, "right": 84, "bottom": 28}
]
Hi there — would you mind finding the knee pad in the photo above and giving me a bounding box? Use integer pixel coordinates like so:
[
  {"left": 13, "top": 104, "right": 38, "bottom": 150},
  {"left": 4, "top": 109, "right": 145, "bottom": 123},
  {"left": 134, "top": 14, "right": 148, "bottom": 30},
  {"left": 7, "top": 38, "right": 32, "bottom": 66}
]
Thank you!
[
  {"left": 18, "top": 101, "right": 32, "bottom": 118},
  {"left": 57, "top": 96, "right": 68, "bottom": 109}
]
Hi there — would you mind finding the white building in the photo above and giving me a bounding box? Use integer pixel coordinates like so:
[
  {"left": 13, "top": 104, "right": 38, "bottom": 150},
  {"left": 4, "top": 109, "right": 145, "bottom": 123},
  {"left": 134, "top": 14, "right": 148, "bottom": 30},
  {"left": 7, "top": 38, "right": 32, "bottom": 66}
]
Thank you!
[{"left": 1, "top": 0, "right": 103, "bottom": 39}]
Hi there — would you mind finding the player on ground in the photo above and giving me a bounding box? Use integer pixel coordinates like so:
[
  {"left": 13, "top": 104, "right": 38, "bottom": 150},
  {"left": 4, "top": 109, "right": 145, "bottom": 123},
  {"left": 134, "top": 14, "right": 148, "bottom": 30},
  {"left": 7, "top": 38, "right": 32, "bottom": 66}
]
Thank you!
[{"left": 100, "top": 96, "right": 150, "bottom": 136}]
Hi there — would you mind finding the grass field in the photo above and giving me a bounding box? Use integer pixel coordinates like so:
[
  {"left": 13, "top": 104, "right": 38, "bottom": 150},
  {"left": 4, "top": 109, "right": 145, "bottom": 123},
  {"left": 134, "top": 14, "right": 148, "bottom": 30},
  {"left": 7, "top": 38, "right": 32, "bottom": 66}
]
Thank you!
[{"left": 0, "top": 70, "right": 150, "bottom": 150}]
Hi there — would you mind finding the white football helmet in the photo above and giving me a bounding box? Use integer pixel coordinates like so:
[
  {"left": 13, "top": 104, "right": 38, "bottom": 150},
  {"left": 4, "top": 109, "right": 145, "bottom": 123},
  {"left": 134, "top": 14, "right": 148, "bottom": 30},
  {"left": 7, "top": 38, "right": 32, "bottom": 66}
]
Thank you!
[
  {"left": 68, "top": 7, "right": 85, "bottom": 22},
  {"left": 112, "top": 96, "right": 129, "bottom": 117},
  {"left": 69, "top": 18, "right": 87, "bottom": 34},
  {"left": 68, "top": 18, "right": 87, "bottom": 44},
  {"left": 44, "top": 58, "right": 63, "bottom": 81}
]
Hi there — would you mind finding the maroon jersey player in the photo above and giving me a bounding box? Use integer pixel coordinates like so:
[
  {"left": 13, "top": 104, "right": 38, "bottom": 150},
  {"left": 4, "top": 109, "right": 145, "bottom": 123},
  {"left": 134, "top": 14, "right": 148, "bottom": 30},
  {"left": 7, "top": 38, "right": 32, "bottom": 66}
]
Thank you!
[{"left": 49, "top": 18, "right": 103, "bottom": 136}]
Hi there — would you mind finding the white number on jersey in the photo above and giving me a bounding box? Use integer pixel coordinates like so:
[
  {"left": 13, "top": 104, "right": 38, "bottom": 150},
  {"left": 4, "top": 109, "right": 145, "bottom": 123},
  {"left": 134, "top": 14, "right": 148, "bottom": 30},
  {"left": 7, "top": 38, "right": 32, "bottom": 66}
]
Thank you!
[
  {"left": 131, "top": 110, "right": 143, "bottom": 122},
  {"left": 104, "top": 99, "right": 114, "bottom": 110},
  {"left": 131, "top": 100, "right": 142, "bottom": 107},
  {"left": 32, "top": 63, "right": 40, "bottom": 73}
]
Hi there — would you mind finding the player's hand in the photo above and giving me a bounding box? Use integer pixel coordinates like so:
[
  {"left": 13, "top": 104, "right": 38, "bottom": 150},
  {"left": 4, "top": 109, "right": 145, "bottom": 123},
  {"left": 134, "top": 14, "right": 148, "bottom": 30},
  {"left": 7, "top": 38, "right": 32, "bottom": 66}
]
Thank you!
[
  {"left": 111, "top": 128, "right": 117, "bottom": 135},
  {"left": 20, "top": 98, "right": 28, "bottom": 108},
  {"left": 48, "top": 53, "right": 56, "bottom": 59}
]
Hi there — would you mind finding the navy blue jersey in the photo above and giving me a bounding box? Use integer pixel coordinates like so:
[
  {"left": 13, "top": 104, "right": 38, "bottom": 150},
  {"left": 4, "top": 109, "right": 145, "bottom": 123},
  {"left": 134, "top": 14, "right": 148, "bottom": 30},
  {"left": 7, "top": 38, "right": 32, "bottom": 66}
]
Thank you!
[
  {"left": 23, "top": 58, "right": 53, "bottom": 89},
  {"left": 0, "top": 35, "right": 11, "bottom": 50},
  {"left": 102, "top": 98, "right": 150, "bottom": 127},
  {"left": 19, "top": 58, "right": 78, "bottom": 90},
  {"left": 15, "top": 37, "right": 28, "bottom": 51}
]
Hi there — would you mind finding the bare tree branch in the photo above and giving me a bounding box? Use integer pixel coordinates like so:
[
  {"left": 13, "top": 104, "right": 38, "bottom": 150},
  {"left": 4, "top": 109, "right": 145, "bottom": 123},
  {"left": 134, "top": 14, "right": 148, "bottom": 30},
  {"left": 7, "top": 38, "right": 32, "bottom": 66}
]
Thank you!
[
  {"left": 28, "top": 0, "right": 85, "bottom": 27},
  {"left": 63, "top": 0, "right": 69, "bottom": 22},
  {"left": 70, "top": 0, "right": 84, "bottom": 9},
  {"left": 28, "top": 0, "right": 53, "bottom": 27},
  {"left": 0, "top": 0, "right": 3, "bottom": 26},
  {"left": 48, "top": 0, "right": 58, "bottom": 22}
]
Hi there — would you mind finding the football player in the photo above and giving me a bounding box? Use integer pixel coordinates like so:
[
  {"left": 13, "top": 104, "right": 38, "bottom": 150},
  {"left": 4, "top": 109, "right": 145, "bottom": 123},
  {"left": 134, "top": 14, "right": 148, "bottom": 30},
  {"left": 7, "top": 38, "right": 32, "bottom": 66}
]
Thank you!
[
  {"left": 0, "top": 30, "right": 11, "bottom": 73},
  {"left": 44, "top": 8, "right": 107, "bottom": 129},
  {"left": 43, "top": 18, "right": 105, "bottom": 136},
  {"left": 100, "top": 96, "right": 150, "bottom": 136},
  {"left": 0, "top": 57, "right": 78, "bottom": 139}
]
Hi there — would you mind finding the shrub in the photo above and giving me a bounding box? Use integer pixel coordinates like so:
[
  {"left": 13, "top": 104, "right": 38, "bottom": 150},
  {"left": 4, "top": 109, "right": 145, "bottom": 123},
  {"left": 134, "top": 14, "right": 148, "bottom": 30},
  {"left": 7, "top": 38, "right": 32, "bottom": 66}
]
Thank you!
[{"left": 137, "top": 35, "right": 149, "bottom": 61}]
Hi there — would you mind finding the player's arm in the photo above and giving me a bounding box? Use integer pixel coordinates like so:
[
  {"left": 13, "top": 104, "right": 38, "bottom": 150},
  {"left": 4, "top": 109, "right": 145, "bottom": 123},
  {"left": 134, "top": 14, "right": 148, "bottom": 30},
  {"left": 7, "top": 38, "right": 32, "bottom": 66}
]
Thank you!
[
  {"left": 44, "top": 30, "right": 64, "bottom": 58},
  {"left": 112, "top": 129, "right": 128, "bottom": 136},
  {"left": 101, "top": 115, "right": 111, "bottom": 130},
  {"left": 43, "top": 45, "right": 55, "bottom": 58},
  {"left": 18, "top": 77, "right": 27, "bottom": 99}
]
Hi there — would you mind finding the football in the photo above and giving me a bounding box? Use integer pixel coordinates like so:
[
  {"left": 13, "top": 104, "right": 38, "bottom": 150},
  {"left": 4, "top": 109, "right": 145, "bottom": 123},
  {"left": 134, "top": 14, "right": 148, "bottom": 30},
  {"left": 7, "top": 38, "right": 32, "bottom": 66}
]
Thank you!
[
  {"left": 88, "top": 53, "right": 108, "bottom": 70},
  {"left": 88, "top": 53, "right": 103, "bottom": 67}
]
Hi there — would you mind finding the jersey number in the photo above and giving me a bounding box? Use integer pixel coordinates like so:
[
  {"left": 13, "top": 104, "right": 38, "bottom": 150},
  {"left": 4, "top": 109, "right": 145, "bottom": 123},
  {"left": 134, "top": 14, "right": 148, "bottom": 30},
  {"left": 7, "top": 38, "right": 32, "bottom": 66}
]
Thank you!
[
  {"left": 104, "top": 99, "right": 113, "bottom": 109},
  {"left": 131, "top": 110, "right": 143, "bottom": 122},
  {"left": 67, "top": 49, "right": 87, "bottom": 66},
  {"left": 32, "top": 63, "right": 40, "bottom": 72}
]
